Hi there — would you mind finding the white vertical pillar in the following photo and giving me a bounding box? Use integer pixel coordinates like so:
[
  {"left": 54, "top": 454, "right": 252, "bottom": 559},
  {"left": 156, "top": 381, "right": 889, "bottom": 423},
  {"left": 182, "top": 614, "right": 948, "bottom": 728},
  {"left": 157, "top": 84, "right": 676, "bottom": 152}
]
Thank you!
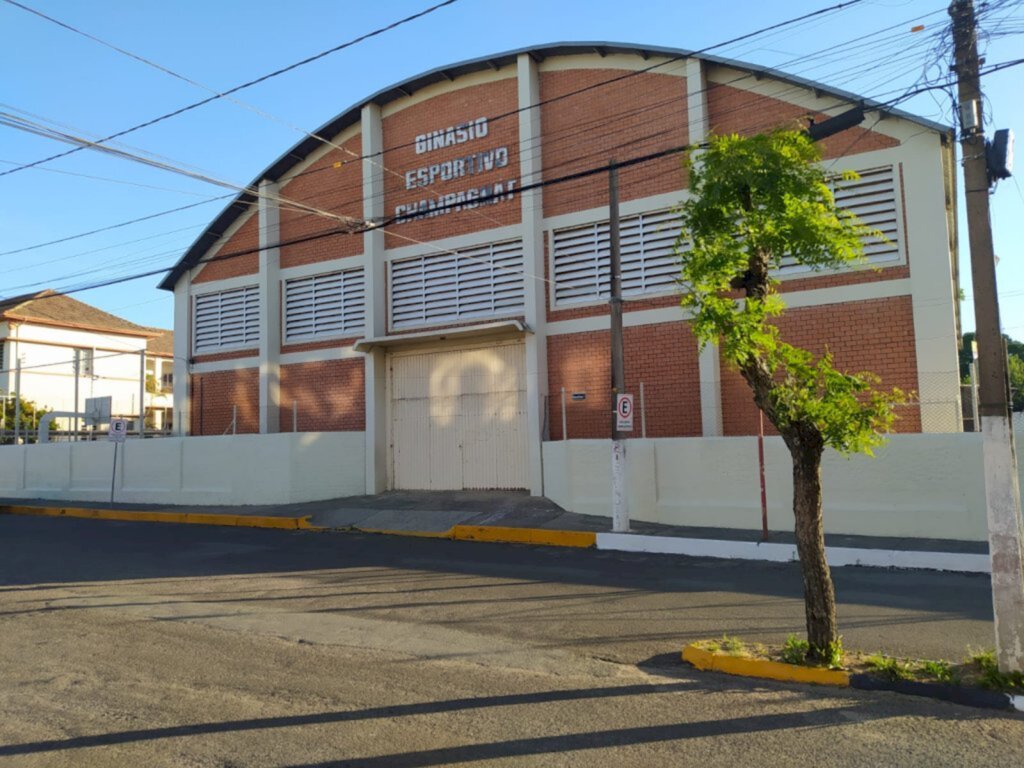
[
  {"left": 699, "top": 345, "right": 723, "bottom": 436},
  {"left": 138, "top": 350, "right": 146, "bottom": 438},
  {"left": 518, "top": 52, "right": 548, "bottom": 497},
  {"left": 173, "top": 276, "right": 191, "bottom": 435},
  {"left": 903, "top": 134, "right": 962, "bottom": 432},
  {"left": 258, "top": 179, "right": 282, "bottom": 434},
  {"left": 362, "top": 102, "right": 388, "bottom": 494},
  {"left": 686, "top": 57, "right": 708, "bottom": 145}
]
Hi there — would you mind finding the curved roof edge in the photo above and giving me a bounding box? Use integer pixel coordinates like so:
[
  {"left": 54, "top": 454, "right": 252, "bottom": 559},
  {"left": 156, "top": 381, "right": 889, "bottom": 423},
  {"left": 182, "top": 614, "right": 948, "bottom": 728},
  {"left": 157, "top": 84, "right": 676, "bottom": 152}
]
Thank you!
[{"left": 159, "top": 41, "right": 951, "bottom": 291}]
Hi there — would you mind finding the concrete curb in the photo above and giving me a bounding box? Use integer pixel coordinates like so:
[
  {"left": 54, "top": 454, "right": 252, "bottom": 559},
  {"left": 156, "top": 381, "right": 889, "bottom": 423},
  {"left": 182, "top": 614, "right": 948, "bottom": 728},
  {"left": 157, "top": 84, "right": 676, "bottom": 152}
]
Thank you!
[
  {"left": 597, "top": 532, "right": 990, "bottom": 574},
  {"left": 681, "top": 644, "right": 850, "bottom": 687},
  {"left": 683, "top": 643, "right": 1022, "bottom": 712},
  {"left": 1, "top": 505, "right": 315, "bottom": 530}
]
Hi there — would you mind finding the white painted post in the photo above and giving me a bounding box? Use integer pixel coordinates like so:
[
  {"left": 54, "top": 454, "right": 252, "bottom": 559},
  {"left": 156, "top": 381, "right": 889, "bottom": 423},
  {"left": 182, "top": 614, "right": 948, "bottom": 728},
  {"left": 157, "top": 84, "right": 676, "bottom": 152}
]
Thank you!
[
  {"left": 13, "top": 357, "right": 21, "bottom": 444},
  {"left": 73, "top": 349, "right": 80, "bottom": 441},
  {"left": 560, "top": 387, "right": 567, "bottom": 441},
  {"left": 139, "top": 350, "right": 146, "bottom": 438},
  {"left": 640, "top": 381, "right": 647, "bottom": 439},
  {"left": 612, "top": 440, "right": 629, "bottom": 533}
]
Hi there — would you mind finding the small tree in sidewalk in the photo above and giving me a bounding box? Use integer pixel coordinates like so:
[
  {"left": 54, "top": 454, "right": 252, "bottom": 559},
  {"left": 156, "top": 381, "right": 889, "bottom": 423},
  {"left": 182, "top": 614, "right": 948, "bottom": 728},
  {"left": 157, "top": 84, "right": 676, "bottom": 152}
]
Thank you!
[{"left": 676, "top": 130, "right": 905, "bottom": 662}]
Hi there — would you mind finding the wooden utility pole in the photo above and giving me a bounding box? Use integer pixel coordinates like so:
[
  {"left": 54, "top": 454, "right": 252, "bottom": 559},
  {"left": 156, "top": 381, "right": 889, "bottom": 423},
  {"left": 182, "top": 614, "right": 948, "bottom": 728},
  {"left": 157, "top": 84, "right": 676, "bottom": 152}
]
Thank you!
[
  {"left": 609, "top": 161, "right": 629, "bottom": 532},
  {"left": 950, "top": 0, "right": 1024, "bottom": 672}
]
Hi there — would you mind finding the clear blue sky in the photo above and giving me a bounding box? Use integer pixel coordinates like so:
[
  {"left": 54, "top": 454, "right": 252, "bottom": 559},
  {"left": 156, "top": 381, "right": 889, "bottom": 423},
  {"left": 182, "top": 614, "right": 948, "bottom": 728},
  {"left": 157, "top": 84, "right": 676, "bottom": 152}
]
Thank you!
[{"left": 1, "top": 0, "right": 1021, "bottom": 339}]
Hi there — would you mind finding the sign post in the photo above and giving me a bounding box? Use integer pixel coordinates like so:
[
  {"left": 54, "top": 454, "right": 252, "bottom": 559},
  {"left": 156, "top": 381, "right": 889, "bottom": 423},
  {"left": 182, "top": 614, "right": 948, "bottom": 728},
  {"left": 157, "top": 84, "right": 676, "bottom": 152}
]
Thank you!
[{"left": 108, "top": 418, "right": 128, "bottom": 503}]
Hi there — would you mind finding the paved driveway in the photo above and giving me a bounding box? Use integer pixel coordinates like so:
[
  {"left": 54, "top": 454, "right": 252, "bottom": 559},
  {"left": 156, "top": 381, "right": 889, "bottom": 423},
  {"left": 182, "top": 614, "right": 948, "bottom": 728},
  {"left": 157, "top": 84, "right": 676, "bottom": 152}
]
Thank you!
[{"left": 0, "top": 516, "right": 1018, "bottom": 767}]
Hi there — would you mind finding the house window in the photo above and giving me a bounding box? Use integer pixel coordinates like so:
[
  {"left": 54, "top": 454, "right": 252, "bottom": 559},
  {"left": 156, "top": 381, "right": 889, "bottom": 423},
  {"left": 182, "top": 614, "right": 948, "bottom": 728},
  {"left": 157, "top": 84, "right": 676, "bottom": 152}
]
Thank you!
[
  {"left": 390, "top": 239, "right": 525, "bottom": 329},
  {"left": 284, "top": 268, "right": 365, "bottom": 342},
  {"left": 193, "top": 285, "right": 260, "bottom": 353},
  {"left": 552, "top": 209, "right": 682, "bottom": 306}
]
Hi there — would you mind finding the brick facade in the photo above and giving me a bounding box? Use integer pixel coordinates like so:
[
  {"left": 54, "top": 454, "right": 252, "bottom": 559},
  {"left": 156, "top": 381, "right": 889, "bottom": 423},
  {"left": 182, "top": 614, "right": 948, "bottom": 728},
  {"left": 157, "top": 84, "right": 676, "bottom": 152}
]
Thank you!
[
  {"left": 190, "top": 369, "right": 259, "bottom": 435},
  {"left": 382, "top": 77, "right": 521, "bottom": 249},
  {"left": 192, "top": 211, "right": 260, "bottom": 283},
  {"left": 279, "top": 359, "right": 365, "bottom": 432},
  {"left": 540, "top": 69, "right": 689, "bottom": 219},
  {"left": 548, "top": 322, "right": 702, "bottom": 439},
  {"left": 720, "top": 296, "right": 922, "bottom": 436}
]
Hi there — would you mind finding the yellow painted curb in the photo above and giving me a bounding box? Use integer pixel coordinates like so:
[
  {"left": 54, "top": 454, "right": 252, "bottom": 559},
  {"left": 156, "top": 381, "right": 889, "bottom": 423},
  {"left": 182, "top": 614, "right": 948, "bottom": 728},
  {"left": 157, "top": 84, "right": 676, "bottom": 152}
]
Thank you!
[
  {"left": 356, "top": 526, "right": 455, "bottom": 539},
  {"left": 1, "top": 505, "right": 316, "bottom": 531},
  {"left": 450, "top": 525, "right": 596, "bottom": 548},
  {"left": 682, "top": 644, "right": 850, "bottom": 687}
]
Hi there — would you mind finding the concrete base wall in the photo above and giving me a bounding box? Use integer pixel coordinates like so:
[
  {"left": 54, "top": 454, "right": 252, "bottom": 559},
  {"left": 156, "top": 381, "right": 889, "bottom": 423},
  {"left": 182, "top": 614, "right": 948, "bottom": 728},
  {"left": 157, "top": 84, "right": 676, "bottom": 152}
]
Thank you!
[
  {"left": 0, "top": 432, "right": 366, "bottom": 506},
  {"left": 543, "top": 432, "right": 1024, "bottom": 542}
]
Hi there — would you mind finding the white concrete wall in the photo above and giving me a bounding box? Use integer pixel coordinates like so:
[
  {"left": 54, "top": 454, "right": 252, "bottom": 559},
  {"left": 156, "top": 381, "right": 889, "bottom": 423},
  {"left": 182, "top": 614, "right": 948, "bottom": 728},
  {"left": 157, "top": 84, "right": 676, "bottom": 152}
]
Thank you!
[
  {"left": 0, "top": 432, "right": 365, "bottom": 505},
  {"left": 543, "top": 432, "right": 1024, "bottom": 542}
]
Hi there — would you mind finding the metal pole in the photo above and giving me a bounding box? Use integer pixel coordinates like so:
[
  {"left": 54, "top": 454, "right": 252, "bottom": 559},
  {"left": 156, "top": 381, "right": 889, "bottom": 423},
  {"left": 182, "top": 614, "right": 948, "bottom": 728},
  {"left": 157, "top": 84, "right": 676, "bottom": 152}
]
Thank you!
[
  {"left": 758, "top": 410, "right": 769, "bottom": 540},
  {"left": 560, "top": 387, "right": 567, "bottom": 441},
  {"left": 608, "top": 161, "right": 629, "bottom": 533},
  {"left": 14, "top": 357, "right": 21, "bottom": 444},
  {"left": 139, "top": 350, "right": 146, "bottom": 439},
  {"left": 639, "top": 381, "right": 647, "bottom": 439},
  {"left": 950, "top": 0, "right": 1024, "bottom": 672},
  {"left": 293, "top": 400, "right": 298, "bottom": 433},
  {"left": 232, "top": 405, "right": 238, "bottom": 435},
  {"left": 110, "top": 442, "right": 117, "bottom": 504},
  {"left": 73, "top": 349, "right": 80, "bottom": 441},
  {"left": 970, "top": 359, "right": 980, "bottom": 432}
]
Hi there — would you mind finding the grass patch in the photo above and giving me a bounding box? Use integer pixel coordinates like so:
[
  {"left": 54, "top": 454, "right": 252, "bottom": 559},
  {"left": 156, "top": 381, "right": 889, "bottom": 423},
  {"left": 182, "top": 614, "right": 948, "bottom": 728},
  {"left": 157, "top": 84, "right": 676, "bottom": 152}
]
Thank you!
[{"left": 691, "top": 637, "right": 1024, "bottom": 693}]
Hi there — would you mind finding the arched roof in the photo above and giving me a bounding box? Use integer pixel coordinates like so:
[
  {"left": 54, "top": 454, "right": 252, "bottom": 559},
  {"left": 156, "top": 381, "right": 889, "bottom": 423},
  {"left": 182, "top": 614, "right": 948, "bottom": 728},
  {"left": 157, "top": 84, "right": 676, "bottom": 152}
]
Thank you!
[{"left": 159, "top": 41, "right": 949, "bottom": 291}]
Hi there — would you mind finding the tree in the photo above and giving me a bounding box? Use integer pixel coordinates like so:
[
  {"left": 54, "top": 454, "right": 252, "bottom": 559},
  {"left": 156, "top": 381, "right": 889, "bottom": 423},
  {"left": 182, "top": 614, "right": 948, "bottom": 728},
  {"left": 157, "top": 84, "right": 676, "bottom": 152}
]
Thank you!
[
  {"left": 676, "top": 130, "right": 904, "bottom": 661},
  {"left": 960, "top": 332, "right": 1024, "bottom": 411},
  {"left": 1, "top": 395, "right": 51, "bottom": 443}
]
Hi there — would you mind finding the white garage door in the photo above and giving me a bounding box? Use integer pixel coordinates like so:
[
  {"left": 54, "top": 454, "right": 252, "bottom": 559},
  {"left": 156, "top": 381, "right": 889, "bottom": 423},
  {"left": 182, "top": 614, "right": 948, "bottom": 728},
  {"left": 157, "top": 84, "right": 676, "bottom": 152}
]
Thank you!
[{"left": 389, "top": 340, "right": 528, "bottom": 490}]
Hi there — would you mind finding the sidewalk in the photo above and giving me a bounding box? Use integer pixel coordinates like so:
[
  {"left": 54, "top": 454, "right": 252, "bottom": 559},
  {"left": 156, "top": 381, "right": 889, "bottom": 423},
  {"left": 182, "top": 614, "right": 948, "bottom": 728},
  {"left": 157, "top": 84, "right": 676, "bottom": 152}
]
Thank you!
[{"left": 0, "top": 490, "right": 989, "bottom": 573}]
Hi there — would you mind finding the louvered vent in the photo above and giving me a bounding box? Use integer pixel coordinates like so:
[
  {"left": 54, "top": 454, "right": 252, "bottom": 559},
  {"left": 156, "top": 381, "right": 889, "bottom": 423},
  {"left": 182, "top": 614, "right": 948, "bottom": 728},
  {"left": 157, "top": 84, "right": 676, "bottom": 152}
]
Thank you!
[
  {"left": 552, "top": 209, "right": 682, "bottom": 305},
  {"left": 193, "top": 285, "right": 259, "bottom": 353},
  {"left": 390, "top": 239, "right": 525, "bottom": 329},
  {"left": 284, "top": 268, "right": 365, "bottom": 342},
  {"left": 778, "top": 165, "right": 903, "bottom": 274}
]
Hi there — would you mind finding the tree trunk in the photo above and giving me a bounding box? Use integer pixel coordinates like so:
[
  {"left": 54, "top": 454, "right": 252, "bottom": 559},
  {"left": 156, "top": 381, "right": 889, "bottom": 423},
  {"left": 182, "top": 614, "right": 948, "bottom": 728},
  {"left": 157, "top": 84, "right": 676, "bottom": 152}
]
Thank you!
[{"left": 791, "top": 440, "right": 838, "bottom": 659}]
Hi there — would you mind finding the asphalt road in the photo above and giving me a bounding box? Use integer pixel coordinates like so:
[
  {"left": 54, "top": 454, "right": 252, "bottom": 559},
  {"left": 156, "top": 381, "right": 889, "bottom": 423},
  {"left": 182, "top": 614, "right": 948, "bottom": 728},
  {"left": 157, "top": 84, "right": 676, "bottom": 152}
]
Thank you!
[{"left": 0, "top": 515, "right": 1020, "bottom": 767}]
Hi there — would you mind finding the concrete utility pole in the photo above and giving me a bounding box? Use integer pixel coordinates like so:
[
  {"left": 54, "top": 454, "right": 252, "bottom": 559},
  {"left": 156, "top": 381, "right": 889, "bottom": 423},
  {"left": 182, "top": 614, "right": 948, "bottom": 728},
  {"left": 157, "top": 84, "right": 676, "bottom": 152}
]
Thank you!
[
  {"left": 608, "top": 161, "right": 629, "bottom": 532},
  {"left": 949, "top": 0, "right": 1024, "bottom": 672}
]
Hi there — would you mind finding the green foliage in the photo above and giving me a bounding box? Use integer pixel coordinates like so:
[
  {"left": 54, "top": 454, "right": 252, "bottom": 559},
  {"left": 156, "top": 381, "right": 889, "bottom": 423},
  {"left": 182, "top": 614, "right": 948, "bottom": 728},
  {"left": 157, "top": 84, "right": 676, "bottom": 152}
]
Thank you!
[
  {"left": 676, "top": 129, "right": 904, "bottom": 455},
  {"left": 781, "top": 634, "right": 809, "bottom": 665},
  {"left": 704, "top": 635, "right": 747, "bottom": 656},
  {"left": 920, "top": 659, "right": 958, "bottom": 685},
  {"left": 958, "top": 331, "right": 1024, "bottom": 411},
  {"left": 865, "top": 654, "right": 913, "bottom": 682},
  {"left": 970, "top": 649, "right": 1024, "bottom": 691},
  {"left": 1008, "top": 355, "right": 1024, "bottom": 412},
  {"left": 1, "top": 396, "right": 50, "bottom": 437},
  {"left": 817, "top": 636, "right": 845, "bottom": 670}
]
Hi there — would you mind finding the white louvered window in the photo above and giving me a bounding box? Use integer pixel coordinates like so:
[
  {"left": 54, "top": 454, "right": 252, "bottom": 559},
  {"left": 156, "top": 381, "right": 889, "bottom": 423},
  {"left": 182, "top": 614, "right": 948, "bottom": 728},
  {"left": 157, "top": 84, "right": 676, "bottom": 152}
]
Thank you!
[
  {"left": 390, "top": 239, "right": 525, "bottom": 329},
  {"left": 193, "top": 285, "right": 260, "bottom": 353},
  {"left": 284, "top": 268, "right": 365, "bottom": 342},
  {"left": 778, "top": 165, "right": 903, "bottom": 275},
  {"left": 552, "top": 209, "right": 682, "bottom": 306}
]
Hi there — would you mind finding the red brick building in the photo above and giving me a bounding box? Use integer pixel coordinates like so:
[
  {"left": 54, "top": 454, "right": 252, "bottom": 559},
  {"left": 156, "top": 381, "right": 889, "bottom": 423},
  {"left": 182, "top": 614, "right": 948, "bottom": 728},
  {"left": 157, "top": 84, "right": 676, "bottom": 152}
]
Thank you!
[{"left": 160, "top": 43, "right": 962, "bottom": 494}]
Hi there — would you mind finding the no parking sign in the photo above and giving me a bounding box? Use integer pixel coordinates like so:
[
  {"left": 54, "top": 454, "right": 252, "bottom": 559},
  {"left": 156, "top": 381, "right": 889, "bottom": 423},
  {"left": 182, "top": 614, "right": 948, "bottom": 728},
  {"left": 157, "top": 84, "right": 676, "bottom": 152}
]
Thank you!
[{"left": 615, "top": 394, "right": 634, "bottom": 432}]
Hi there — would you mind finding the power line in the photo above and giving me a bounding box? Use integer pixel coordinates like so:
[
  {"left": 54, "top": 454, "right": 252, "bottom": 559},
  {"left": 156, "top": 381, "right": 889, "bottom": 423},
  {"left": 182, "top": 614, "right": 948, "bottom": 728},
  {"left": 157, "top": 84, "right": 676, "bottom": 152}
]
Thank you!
[
  {"left": 0, "top": 0, "right": 915, "bottom": 262},
  {"left": 0, "top": 195, "right": 232, "bottom": 257},
  {"left": 0, "top": 0, "right": 461, "bottom": 178}
]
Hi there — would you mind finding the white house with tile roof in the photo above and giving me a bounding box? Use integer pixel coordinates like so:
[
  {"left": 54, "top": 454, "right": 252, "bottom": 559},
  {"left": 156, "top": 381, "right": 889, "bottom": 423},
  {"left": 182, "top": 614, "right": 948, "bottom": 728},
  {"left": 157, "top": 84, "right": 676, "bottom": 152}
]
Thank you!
[{"left": 0, "top": 290, "right": 174, "bottom": 437}]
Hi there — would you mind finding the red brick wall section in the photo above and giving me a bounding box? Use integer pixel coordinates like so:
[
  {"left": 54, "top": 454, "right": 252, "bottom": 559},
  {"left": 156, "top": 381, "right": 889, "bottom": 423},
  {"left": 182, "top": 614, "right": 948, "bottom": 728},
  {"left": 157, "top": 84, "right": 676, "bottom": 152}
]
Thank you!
[
  {"left": 279, "top": 135, "right": 364, "bottom": 269},
  {"left": 707, "top": 84, "right": 899, "bottom": 159},
  {"left": 547, "top": 322, "right": 702, "bottom": 439},
  {"left": 540, "top": 69, "right": 689, "bottom": 219},
  {"left": 382, "top": 78, "right": 521, "bottom": 248},
  {"left": 193, "top": 211, "right": 260, "bottom": 283},
  {"left": 720, "top": 296, "right": 922, "bottom": 437},
  {"left": 279, "top": 358, "right": 365, "bottom": 432},
  {"left": 190, "top": 369, "right": 259, "bottom": 435}
]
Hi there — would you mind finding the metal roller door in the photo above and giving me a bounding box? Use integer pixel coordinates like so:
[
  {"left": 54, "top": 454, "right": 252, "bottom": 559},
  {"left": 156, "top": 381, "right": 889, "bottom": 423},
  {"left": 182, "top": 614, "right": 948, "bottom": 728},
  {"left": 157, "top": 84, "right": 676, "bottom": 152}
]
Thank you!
[{"left": 389, "top": 340, "right": 528, "bottom": 490}]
